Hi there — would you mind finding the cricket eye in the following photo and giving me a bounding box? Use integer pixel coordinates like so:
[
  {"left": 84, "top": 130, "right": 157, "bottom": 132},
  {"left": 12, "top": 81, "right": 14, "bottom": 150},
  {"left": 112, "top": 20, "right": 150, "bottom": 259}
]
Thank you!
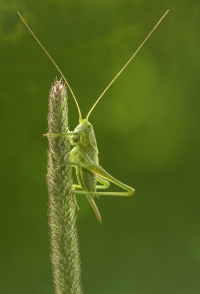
[{"left": 71, "top": 133, "right": 80, "bottom": 144}]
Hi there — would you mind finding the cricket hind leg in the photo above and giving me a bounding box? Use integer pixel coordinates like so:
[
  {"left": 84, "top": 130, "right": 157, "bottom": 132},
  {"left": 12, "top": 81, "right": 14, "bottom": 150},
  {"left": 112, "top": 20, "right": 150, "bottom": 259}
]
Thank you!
[
  {"left": 72, "top": 176, "right": 110, "bottom": 203},
  {"left": 68, "top": 159, "right": 135, "bottom": 196},
  {"left": 72, "top": 176, "right": 110, "bottom": 193}
]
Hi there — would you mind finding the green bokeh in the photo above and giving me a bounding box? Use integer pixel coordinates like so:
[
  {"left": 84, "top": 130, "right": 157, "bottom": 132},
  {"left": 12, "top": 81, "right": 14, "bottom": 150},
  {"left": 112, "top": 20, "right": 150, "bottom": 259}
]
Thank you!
[{"left": 1, "top": 1, "right": 200, "bottom": 293}]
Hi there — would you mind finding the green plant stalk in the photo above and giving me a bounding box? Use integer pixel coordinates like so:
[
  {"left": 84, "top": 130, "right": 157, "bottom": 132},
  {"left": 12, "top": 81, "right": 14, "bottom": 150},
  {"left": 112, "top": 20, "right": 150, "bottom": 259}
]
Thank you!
[{"left": 46, "top": 79, "right": 83, "bottom": 294}]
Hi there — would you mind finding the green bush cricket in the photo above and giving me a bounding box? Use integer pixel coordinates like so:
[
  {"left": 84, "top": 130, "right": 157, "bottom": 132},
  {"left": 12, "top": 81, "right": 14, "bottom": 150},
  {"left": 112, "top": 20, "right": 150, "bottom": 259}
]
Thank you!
[{"left": 18, "top": 10, "right": 169, "bottom": 222}]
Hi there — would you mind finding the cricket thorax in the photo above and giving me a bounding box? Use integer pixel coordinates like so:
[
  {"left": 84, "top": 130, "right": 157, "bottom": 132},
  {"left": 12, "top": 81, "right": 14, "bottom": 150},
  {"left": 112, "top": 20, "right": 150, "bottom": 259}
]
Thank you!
[{"left": 70, "top": 143, "right": 99, "bottom": 165}]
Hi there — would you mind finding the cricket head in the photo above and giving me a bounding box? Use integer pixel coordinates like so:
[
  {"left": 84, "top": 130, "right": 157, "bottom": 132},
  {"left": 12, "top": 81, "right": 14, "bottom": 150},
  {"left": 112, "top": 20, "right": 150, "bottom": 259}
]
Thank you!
[{"left": 69, "top": 118, "right": 98, "bottom": 153}]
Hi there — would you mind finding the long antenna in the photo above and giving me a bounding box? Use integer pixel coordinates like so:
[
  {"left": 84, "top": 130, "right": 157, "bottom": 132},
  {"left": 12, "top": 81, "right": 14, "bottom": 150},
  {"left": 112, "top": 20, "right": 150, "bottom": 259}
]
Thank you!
[
  {"left": 17, "top": 11, "right": 82, "bottom": 120},
  {"left": 86, "top": 10, "right": 169, "bottom": 120}
]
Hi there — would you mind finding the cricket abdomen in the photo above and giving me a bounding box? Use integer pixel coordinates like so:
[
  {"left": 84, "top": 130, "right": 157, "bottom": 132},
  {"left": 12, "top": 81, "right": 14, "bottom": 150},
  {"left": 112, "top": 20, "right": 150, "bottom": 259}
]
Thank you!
[
  {"left": 76, "top": 166, "right": 97, "bottom": 194},
  {"left": 70, "top": 144, "right": 98, "bottom": 193},
  {"left": 70, "top": 139, "right": 102, "bottom": 222}
]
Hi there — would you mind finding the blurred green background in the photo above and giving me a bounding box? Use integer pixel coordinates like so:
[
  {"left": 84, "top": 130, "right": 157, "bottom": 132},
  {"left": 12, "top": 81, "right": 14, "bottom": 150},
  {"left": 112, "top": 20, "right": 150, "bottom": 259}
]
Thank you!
[{"left": 1, "top": 1, "right": 200, "bottom": 293}]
